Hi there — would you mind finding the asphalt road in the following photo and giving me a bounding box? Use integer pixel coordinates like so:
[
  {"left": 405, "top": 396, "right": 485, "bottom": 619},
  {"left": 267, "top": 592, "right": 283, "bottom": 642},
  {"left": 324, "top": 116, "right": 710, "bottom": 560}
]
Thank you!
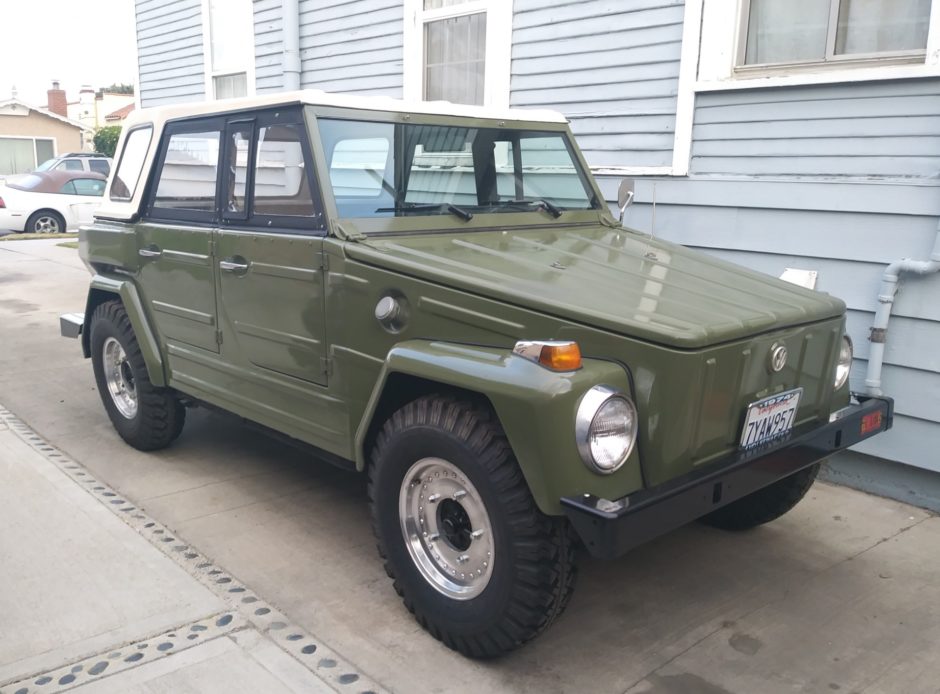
[{"left": 2, "top": 239, "right": 939, "bottom": 694}]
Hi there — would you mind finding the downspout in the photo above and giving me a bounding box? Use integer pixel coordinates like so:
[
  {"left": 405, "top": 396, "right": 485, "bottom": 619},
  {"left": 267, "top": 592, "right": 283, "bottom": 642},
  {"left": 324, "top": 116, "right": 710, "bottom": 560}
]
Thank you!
[
  {"left": 282, "top": 0, "right": 301, "bottom": 90},
  {"left": 864, "top": 223, "right": 940, "bottom": 395}
]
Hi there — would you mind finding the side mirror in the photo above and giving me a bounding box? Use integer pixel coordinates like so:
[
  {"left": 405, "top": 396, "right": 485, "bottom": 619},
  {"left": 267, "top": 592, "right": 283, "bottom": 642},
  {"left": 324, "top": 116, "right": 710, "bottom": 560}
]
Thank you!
[{"left": 617, "top": 178, "right": 635, "bottom": 222}]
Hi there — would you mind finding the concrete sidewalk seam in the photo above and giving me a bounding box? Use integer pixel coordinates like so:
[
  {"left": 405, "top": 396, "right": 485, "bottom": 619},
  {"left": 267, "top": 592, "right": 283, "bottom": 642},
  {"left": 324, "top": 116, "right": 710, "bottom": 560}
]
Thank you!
[
  {"left": 0, "top": 406, "right": 386, "bottom": 694},
  {"left": 0, "top": 611, "right": 243, "bottom": 693}
]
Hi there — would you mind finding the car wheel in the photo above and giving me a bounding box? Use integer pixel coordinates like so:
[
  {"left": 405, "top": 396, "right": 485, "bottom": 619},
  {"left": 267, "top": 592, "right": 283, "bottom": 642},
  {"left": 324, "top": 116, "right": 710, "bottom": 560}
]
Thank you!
[
  {"left": 700, "top": 463, "right": 820, "bottom": 531},
  {"left": 369, "top": 394, "right": 576, "bottom": 658},
  {"left": 90, "top": 300, "right": 185, "bottom": 451},
  {"left": 26, "top": 210, "right": 66, "bottom": 234}
]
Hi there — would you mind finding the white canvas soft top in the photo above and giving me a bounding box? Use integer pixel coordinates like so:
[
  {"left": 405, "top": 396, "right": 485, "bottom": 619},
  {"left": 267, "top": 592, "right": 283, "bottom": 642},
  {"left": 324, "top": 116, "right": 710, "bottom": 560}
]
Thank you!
[{"left": 97, "top": 90, "right": 568, "bottom": 221}]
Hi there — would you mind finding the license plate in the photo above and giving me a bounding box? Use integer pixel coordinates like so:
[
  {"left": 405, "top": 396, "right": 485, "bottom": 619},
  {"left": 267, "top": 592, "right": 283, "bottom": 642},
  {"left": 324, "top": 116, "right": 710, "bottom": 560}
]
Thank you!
[{"left": 739, "top": 388, "right": 802, "bottom": 449}]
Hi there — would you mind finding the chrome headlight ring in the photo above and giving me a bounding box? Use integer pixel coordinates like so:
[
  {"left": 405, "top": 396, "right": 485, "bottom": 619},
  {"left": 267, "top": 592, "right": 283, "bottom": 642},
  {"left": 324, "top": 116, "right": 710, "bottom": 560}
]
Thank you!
[
  {"left": 575, "top": 385, "right": 638, "bottom": 475},
  {"left": 834, "top": 335, "right": 853, "bottom": 390}
]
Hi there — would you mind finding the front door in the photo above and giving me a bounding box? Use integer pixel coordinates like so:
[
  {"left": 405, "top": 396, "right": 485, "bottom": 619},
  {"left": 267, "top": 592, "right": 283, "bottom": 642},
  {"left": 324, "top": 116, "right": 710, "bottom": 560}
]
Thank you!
[{"left": 136, "top": 118, "right": 224, "bottom": 356}]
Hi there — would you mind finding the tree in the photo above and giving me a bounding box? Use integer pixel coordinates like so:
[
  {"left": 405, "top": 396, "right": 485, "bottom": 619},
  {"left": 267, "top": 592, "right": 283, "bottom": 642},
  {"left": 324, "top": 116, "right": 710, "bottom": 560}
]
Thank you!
[
  {"left": 94, "top": 126, "right": 122, "bottom": 158},
  {"left": 101, "top": 83, "right": 134, "bottom": 95}
]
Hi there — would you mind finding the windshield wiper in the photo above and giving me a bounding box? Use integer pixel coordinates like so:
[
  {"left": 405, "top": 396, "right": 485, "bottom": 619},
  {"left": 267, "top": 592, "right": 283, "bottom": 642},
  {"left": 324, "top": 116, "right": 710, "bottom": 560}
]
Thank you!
[
  {"left": 375, "top": 202, "right": 473, "bottom": 221},
  {"left": 495, "top": 198, "right": 563, "bottom": 219}
]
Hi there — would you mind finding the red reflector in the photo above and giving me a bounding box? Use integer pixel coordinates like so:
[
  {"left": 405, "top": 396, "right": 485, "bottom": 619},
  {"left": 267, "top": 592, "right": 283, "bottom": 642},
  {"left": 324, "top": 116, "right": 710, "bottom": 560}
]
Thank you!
[
  {"left": 0, "top": 196, "right": 5, "bottom": 208},
  {"left": 860, "top": 411, "right": 883, "bottom": 435}
]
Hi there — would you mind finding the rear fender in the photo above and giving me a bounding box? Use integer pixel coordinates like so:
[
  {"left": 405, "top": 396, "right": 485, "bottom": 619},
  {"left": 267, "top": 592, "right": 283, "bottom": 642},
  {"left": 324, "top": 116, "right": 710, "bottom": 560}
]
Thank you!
[
  {"left": 83, "top": 274, "right": 165, "bottom": 386},
  {"left": 355, "top": 340, "right": 644, "bottom": 515}
]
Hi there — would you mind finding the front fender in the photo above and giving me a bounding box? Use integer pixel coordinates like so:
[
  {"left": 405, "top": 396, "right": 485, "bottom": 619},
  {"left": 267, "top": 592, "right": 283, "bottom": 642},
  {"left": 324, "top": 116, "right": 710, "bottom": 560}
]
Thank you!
[
  {"left": 356, "top": 340, "right": 644, "bottom": 515},
  {"left": 83, "top": 273, "right": 166, "bottom": 387}
]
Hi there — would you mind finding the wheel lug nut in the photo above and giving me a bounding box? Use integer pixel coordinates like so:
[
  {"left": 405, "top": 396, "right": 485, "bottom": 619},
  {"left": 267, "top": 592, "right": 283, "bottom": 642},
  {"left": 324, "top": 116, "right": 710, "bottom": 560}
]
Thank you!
[
  {"left": 470, "top": 529, "right": 484, "bottom": 539},
  {"left": 428, "top": 533, "right": 439, "bottom": 542},
  {"left": 453, "top": 490, "right": 467, "bottom": 500},
  {"left": 427, "top": 493, "right": 441, "bottom": 503},
  {"left": 457, "top": 554, "right": 469, "bottom": 564}
]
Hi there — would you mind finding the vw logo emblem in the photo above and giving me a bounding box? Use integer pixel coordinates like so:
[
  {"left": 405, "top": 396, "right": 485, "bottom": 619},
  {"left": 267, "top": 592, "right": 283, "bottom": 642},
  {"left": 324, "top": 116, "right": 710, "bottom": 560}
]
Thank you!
[{"left": 769, "top": 343, "right": 788, "bottom": 373}]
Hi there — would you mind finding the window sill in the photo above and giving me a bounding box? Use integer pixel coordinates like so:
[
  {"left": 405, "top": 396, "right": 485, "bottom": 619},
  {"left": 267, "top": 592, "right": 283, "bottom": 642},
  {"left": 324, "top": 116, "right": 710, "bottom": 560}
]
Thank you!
[{"left": 696, "top": 60, "right": 940, "bottom": 93}]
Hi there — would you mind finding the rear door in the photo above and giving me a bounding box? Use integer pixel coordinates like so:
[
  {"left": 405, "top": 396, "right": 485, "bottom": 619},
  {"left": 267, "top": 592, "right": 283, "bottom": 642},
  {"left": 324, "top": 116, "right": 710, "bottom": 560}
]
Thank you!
[
  {"left": 136, "top": 117, "right": 224, "bottom": 356},
  {"left": 213, "top": 108, "right": 335, "bottom": 442}
]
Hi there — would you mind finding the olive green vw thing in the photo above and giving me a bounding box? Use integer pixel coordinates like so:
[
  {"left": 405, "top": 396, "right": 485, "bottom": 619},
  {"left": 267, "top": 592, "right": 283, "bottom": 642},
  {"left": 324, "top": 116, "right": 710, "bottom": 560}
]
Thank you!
[{"left": 61, "top": 91, "right": 892, "bottom": 658}]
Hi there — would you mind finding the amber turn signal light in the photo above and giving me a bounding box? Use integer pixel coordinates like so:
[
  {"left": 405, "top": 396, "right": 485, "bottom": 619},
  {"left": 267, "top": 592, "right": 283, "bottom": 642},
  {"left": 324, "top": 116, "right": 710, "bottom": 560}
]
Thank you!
[{"left": 513, "top": 340, "right": 583, "bottom": 372}]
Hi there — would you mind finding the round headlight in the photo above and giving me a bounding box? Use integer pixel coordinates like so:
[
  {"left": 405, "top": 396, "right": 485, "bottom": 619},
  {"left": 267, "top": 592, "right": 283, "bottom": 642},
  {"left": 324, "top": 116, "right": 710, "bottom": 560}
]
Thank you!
[
  {"left": 834, "top": 335, "right": 853, "bottom": 390},
  {"left": 576, "top": 385, "right": 638, "bottom": 474}
]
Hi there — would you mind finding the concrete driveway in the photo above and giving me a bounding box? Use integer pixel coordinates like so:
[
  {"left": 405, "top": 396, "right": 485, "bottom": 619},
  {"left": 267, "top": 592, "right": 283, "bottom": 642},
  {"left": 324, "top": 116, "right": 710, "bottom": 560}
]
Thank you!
[{"left": 1, "top": 239, "right": 938, "bottom": 694}]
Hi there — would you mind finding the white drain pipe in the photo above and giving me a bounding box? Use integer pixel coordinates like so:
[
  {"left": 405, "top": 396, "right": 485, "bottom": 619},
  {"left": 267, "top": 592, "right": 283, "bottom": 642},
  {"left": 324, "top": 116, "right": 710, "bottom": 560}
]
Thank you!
[
  {"left": 864, "top": 225, "right": 940, "bottom": 395},
  {"left": 283, "top": 0, "right": 301, "bottom": 90}
]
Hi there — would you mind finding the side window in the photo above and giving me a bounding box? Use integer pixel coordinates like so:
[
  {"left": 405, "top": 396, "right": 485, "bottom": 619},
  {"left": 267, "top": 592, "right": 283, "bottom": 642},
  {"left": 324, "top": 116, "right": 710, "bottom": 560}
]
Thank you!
[
  {"left": 222, "top": 124, "right": 252, "bottom": 216},
  {"left": 152, "top": 129, "right": 221, "bottom": 215},
  {"left": 111, "top": 126, "right": 152, "bottom": 200},
  {"left": 72, "top": 178, "right": 107, "bottom": 197},
  {"left": 59, "top": 181, "right": 78, "bottom": 195},
  {"left": 252, "top": 124, "right": 314, "bottom": 217},
  {"left": 89, "top": 160, "right": 110, "bottom": 176},
  {"left": 61, "top": 159, "right": 83, "bottom": 171}
]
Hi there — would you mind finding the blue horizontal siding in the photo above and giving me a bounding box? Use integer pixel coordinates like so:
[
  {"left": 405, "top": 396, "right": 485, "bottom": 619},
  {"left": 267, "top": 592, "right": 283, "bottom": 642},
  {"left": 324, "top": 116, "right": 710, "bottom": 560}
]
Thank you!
[
  {"left": 296, "top": 0, "right": 403, "bottom": 97},
  {"left": 511, "top": 0, "right": 684, "bottom": 168},
  {"left": 254, "top": 0, "right": 283, "bottom": 93},
  {"left": 135, "top": 0, "right": 205, "bottom": 106},
  {"left": 691, "top": 79, "right": 940, "bottom": 179}
]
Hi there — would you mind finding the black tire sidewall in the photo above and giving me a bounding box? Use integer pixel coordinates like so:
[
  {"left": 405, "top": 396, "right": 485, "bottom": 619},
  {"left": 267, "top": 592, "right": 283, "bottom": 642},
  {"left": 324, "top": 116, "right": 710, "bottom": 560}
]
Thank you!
[
  {"left": 27, "top": 211, "right": 64, "bottom": 234},
  {"left": 90, "top": 309, "right": 147, "bottom": 441},
  {"left": 373, "top": 424, "right": 520, "bottom": 637}
]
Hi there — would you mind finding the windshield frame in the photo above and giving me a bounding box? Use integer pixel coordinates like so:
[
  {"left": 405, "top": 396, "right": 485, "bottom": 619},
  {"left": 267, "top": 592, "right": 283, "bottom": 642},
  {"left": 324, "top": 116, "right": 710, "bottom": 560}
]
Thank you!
[{"left": 306, "top": 106, "right": 607, "bottom": 235}]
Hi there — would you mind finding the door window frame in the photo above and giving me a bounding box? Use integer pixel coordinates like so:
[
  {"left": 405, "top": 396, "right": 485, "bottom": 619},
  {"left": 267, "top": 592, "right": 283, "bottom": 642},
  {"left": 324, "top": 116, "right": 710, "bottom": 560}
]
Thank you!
[{"left": 219, "top": 107, "right": 327, "bottom": 235}]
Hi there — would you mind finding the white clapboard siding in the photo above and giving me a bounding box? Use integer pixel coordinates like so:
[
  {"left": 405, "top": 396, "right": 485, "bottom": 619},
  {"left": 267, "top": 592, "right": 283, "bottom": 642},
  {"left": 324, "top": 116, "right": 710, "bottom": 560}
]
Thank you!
[
  {"left": 511, "top": 0, "right": 684, "bottom": 168},
  {"left": 136, "top": 0, "right": 206, "bottom": 106}
]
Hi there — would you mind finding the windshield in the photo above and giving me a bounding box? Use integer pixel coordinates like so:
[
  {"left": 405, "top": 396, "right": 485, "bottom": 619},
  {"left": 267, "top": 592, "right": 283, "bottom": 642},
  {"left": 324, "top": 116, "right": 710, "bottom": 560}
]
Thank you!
[
  {"left": 318, "top": 118, "right": 599, "bottom": 220},
  {"left": 35, "top": 158, "right": 56, "bottom": 172}
]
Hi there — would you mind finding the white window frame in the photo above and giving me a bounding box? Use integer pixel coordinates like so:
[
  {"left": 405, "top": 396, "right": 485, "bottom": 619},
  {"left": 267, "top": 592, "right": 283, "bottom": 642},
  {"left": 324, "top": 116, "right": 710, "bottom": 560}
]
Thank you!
[
  {"left": 0, "top": 136, "right": 58, "bottom": 173},
  {"left": 402, "top": 0, "right": 513, "bottom": 108},
  {"left": 698, "top": 0, "right": 940, "bottom": 90},
  {"left": 201, "top": 0, "right": 256, "bottom": 101}
]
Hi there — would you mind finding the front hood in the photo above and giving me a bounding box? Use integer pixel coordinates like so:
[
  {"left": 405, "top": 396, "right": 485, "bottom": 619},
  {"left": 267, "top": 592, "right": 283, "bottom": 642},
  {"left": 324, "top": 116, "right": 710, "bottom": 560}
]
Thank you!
[{"left": 344, "top": 224, "right": 845, "bottom": 349}]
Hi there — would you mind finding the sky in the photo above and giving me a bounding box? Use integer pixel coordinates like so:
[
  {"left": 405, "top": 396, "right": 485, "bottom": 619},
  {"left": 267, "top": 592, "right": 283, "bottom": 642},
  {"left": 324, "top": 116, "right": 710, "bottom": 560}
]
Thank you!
[{"left": 1, "top": 0, "right": 138, "bottom": 106}]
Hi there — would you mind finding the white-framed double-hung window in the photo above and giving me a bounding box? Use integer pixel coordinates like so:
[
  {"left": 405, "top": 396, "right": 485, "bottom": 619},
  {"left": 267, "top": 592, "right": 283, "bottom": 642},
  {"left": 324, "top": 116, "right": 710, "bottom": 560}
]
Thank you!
[
  {"left": 740, "top": 0, "right": 932, "bottom": 68},
  {"left": 202, "top": 0, "right": 255, "bottom": 100},
  {"left": 403, "top": 0, "right": 512, "bottom": 107}
]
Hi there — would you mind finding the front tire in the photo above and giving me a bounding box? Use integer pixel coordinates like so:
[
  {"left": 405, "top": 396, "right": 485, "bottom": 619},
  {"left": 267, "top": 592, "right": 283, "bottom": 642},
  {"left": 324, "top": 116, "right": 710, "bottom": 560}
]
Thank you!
[
  {"left": 26, "top": 210, "right": 65, "bottom": 234},
  {"left": 90, "top": 300, "right": 185, "bottom": 451},
  {"left": 701, "top": 463, "right": 820, "bottom": 531},
  {"left": 369, "top": 395, "right": 576, "bottom": 658}
]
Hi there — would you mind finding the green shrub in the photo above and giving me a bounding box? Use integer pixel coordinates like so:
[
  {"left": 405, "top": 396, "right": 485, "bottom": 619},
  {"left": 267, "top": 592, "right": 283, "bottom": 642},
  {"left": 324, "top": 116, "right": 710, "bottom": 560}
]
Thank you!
[{"left": 93, "top": 126, "right": 122, "bottom": 158}]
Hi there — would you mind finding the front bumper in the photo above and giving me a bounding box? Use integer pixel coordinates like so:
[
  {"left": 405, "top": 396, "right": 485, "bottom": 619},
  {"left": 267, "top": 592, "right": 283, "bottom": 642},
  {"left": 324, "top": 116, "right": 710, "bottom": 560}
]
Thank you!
[
  {"left": 562, "top": 394, "right": 893, "bottom": 559},
  {"left": 60, "top": 313, "right": 84, "bottom": 339}
]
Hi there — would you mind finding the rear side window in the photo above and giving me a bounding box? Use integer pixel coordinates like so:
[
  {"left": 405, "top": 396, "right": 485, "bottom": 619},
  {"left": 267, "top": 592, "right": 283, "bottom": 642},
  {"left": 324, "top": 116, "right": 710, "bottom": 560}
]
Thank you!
[
  {"left": 111, "top": 126, "right": 152, "bottom": 200},
  {"left": 72, "top": 178, "right": 107, "bottom": 196},
  {"left": 153, "top": 130, "right": 221, "bottom": 213},
  {"left": 89, "top": 159, "right": 110, "bottom": 176},
  {"left": 60, "top": 160, "right": 83, "bottom": 171}
]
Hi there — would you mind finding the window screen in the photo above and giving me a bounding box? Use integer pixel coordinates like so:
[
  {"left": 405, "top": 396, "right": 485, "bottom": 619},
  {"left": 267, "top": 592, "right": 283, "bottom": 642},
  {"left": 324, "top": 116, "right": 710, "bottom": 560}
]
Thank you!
[
  {"left": 153, "top": 130, "right": 220, "bottom": 212},
  {"left": 424, "top": 12, "right": 486, "bottom": 105},
  {"left": 111, "top": 127, "right": 152, "bottom": 200}
]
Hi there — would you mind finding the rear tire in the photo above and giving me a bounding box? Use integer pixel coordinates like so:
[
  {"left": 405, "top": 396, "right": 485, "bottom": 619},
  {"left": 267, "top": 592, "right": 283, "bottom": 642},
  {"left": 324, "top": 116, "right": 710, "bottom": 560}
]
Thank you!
[
  {"left": 26, "top": 210, "right": 65, "bottom": 234},
  {"left": 701, "top": 463, "right": 820, "bottom": 531},
  {"left": 90, "top": 300, "right": 185, "bottom": 451},
  {"left": 369, "top": 394, "right": 576, "bottom": 658}
]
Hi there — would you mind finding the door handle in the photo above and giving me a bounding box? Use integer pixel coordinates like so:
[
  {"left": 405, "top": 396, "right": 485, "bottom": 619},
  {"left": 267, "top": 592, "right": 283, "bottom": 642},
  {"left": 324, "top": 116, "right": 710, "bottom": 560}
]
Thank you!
[
  {"left": 219, "top": 258, "right": 250, "bottom": 273},
  {"left": 138, "top": 246, "right": 162, "bottom": 258}
]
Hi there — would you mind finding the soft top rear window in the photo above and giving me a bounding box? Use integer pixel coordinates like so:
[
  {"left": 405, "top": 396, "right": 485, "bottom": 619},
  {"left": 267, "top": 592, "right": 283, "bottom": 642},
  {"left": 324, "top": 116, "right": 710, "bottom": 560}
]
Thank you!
[{"left": 111, "top": 126, "right": 153, "bottom": 201}]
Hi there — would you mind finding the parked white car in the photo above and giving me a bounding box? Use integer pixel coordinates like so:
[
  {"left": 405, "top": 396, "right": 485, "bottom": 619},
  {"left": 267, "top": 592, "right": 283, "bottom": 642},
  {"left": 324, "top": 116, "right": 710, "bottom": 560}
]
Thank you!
[{"left": 0, "top": 171, "right": 107, "bottom": 233}]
